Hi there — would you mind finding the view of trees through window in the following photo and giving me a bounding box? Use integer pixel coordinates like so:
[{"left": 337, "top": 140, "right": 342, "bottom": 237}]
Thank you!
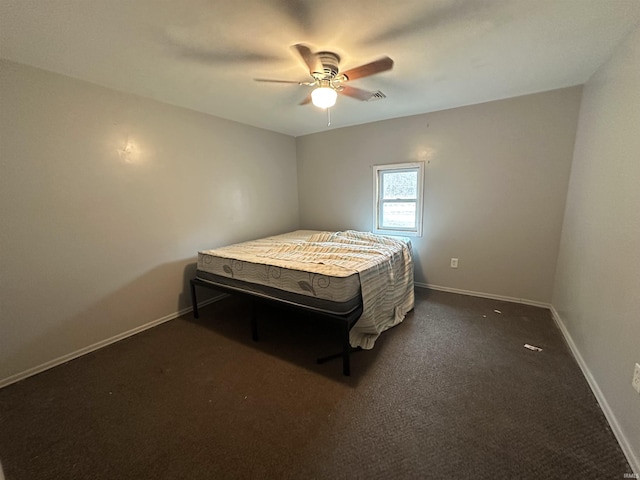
[
  {"left": 382, "top": 171, "right": 417, "bottom": 199},
  {"left": 381, "top": 171, "right": 418, "bottom": 228},
  {"left": 374, "top": 162, "right": 423, "bottom": 236}
]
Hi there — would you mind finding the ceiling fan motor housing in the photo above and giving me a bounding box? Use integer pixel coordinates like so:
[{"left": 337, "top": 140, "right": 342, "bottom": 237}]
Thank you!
[
  {"left": 254, "top": 44, "right": 393, "bottom": 106},
  {"left": 315, "top": 51, "right": 341, "bottom": 79}
]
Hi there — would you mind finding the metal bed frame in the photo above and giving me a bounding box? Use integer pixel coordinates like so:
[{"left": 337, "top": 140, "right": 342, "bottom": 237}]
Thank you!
[{"left": 190, "top": 277, "right": 363, "bottom": 376}]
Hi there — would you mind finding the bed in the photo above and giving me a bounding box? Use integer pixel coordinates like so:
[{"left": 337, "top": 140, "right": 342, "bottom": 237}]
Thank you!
[{"left": 190, "top": 230, "right": 415, "bottom": 375}]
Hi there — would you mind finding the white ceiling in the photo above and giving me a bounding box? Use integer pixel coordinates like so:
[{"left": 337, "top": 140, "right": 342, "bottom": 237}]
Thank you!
[{"left": 1, "top": 0, "right": 639, "bottom": 137}]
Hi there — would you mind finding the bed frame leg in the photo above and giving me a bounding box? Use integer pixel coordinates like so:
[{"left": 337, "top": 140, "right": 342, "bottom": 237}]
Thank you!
[
  {"left": 251, "top": 301, "right": 259, "bottom": 342},
  {"left": 317, "top": 322, "right": 361, "bottom": 376},
  {"left": 190, "top": 279, "right": 199, "bottom": 319},
  {"left": 342, "top": 324, "right": 351, "bottom": 376}
]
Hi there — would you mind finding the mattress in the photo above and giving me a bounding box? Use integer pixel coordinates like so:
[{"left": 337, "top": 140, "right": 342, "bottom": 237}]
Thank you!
[
  {"left": 196, "top": 231, "right": 362, "bottom": 315},
  {"left": 196, "top": 230, "right": 415, "bottom": 349}
]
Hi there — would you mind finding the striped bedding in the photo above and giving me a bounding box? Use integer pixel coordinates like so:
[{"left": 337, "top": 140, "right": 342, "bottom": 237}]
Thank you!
[{"left": 259, "top": 230, "right": 415, "bottom": 349}]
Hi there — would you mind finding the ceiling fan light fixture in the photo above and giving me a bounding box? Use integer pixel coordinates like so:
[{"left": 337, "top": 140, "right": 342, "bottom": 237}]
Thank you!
[{"left": 311, "top": 87, "right": 337, "bottom": 109}]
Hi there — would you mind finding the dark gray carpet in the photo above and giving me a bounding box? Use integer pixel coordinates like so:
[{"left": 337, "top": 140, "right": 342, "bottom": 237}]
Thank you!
[{"left": 0, "top": 288, "right": 632, "bottom": 479}]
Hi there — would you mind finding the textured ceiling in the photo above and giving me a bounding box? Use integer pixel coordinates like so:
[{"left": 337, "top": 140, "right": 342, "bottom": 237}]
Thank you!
[{"left": 1, "top": 0, "right": 639, "bottom": 136}]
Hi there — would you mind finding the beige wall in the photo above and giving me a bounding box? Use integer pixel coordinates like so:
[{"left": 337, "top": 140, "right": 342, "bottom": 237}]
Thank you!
[
  {"left": 0, "top": 41, "right": 637, "bottom": 466},
  {"left": 0, "top": 60, "right": 299, "bottom": 383},
  {"left": 552, "top": 27, "right": 640, "bottom": 468},
  {"left": 296, "top": 88, "right": 582, "bottom": 304}
]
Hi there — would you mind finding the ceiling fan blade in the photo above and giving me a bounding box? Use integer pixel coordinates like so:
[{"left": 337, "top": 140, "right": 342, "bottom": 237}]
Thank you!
[
  {"left": 299, "top": 94, "right": 312, "bottom": 106},
  {"left": 254, "top": 78, "right": 306, "bottom": 84},
  {"left": 341, "top": 57, "right": 394, "bottom": 81},
  {"left": 291, "top": 44, "right": 323, "bottom": 75},
  {"left": 362, "top": 1, "right": 502, "bottom": 45},
  {"left": 273, "top": 0, "right": 315, "bottom": 33},
  {"left": 339, "top": 85, "right": 378, "bottom": 101}
]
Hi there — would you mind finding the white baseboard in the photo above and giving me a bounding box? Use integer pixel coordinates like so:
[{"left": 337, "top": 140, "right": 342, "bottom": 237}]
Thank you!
[
  {"left": 549, "top": 306, "right": 639, "bottom": 474},
  {"left": 3, "top": 285, "right": 636, "bottom": 473},
  {"left": 0, "top": 294, "right": 227, "bottom": 389},
  {"left": 415, "top": 282, "right": 551, "bottom": 309},
  {"left": 415, "top": 282, "right": 637, "bottom": 472}
]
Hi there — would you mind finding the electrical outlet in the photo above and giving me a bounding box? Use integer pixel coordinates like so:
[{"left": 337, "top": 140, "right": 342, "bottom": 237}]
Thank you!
[
  {"left": 450, "top": 258, "right": 458, "bottom": 268},
  {"left": 633, "top": 363, "right": 640, "bottom": 394}
]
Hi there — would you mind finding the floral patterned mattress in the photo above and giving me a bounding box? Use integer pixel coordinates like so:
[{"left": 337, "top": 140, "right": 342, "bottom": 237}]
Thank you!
[{"left": 196, "top": 230, "right": 414, "bottom": 349}]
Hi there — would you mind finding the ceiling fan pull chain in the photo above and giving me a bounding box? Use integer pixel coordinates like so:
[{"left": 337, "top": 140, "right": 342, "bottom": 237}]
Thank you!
[{"left": 327, "top": 107, "right": 331, "bottom": 127}]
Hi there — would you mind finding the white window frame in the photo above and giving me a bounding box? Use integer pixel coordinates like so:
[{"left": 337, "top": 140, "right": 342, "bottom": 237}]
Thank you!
[{"left": 373, "top": 162, "right": 424, "bottom": 237}]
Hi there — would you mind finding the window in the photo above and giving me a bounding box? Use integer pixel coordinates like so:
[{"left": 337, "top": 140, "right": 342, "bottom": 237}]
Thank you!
[{"left": 373, "top": 162, "right": 424, "bottom": 236}]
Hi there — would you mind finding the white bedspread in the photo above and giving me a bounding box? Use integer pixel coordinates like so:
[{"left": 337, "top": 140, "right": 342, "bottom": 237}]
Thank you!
[{"left": 260, "top": 230, "right": 415, "bottom": 349}]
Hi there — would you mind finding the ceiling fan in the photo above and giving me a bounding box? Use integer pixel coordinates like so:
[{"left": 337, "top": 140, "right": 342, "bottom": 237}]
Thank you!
[{"left": 255, "top": 44, "right": 394, "bottom": 109}]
